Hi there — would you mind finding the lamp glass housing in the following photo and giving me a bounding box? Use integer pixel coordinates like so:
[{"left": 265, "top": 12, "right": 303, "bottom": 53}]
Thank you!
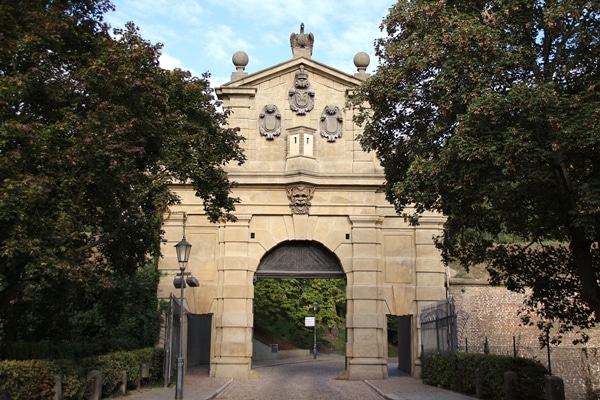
[{"left": 174, "top": 238, "right": 192, "bottom": 268}]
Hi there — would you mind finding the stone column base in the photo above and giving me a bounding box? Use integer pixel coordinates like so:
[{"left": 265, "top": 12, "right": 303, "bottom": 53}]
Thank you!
[
  {"left": 347, "top": 357, "right": 388, "bottom": 380},
  {"left": 210, "top": 357, "right": 256, "bottom": 380}
]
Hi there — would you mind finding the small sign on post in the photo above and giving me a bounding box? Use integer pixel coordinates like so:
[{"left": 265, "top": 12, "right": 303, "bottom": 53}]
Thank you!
[{"left": 305, "top": 316, "right": 315, "bottom": 327}]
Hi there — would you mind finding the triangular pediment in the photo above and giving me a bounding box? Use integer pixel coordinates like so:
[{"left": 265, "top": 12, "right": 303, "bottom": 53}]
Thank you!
[
  {"left": 217, "top": 56, "right": 364, "bottom": 92},
  {"left": 215, "top": 48, "right": 381, "bottom": 180}
]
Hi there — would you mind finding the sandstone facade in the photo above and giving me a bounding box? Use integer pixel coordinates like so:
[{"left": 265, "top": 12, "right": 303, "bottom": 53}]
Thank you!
[{"left": 158, "top": 25, "right": 447, "bottom": 381}]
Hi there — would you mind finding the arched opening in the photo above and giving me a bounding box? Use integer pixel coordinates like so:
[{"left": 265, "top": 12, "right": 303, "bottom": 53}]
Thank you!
[
  {"left": 252, "top": 240, "right": 346, "bottom": 368},
  {"left": 255, "top": 240, "right": 345, "bottom": 278}
]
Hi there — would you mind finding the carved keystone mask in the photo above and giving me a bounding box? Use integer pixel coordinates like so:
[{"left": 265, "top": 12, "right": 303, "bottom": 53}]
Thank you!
[{"left": 286, "top": 185, "right": 315, "bottom": 215}]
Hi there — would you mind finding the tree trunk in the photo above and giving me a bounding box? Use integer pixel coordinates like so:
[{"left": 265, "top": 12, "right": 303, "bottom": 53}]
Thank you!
[{"left": 570, "top": 237, "right": 600, "bottom": 318}]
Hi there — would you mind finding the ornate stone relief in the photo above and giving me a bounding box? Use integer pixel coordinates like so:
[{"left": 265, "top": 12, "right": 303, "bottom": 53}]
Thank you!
[
  {"left": 259, "top": 104, "right": 282, "bottom": 140},
  {"left": 320, "top": 105, "right": 343, "bottom": 142},
  {"left": 288, "top": 65, "right": 315, "bottom": 115},
  {"left": 286, "top": 185, "right": 315, "bottom": 215}
]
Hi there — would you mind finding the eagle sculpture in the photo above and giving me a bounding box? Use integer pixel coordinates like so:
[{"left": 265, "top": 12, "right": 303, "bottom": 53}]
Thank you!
[{"left": 290, "top": 23, "right": 314, "bottom": 53}]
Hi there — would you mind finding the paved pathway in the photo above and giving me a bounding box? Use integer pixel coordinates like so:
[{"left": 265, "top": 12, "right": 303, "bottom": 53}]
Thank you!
[
  {"left": 124, "top": 355, "right": 475, "bottom": 400},
  {"left": 216, "top": 357, "right": 381, "bottom": 400}
]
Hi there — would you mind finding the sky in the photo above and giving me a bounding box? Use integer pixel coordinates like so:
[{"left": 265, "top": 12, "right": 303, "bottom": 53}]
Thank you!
[{"left": 104, "top": 0, "right": 396, "bottom": 87}]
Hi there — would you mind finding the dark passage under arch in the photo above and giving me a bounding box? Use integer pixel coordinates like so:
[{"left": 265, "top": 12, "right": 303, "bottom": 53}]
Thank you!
[{"left": 256, "top": 240, "right": 345, "bottom": 278}]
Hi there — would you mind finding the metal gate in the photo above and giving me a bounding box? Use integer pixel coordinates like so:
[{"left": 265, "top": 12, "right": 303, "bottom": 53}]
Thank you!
[
  {"left": 419, "top": 298, "right": 457, "bottom": 353},
  {"left": 163, "top": 294, "right": 181, "bottom": 387}
]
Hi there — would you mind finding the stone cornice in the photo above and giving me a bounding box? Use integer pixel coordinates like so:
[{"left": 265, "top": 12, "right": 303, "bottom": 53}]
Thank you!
[
  {"left": 227, "top": 170, "right": 385, "bottom": 188},
  {"left": 214, "top": 87, "right": 257, "bottom": 98},
  {"left": 217, "top": 57, "right": 363, "bottom": 92}
]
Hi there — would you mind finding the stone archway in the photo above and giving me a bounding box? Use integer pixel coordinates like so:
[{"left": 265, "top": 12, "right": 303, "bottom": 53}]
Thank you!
[
  {"left": 253, "top": 240, "right": 346, "bottom": 365},
  {"left": 256, "top": 240, "right": 345, "bottom": 278}
]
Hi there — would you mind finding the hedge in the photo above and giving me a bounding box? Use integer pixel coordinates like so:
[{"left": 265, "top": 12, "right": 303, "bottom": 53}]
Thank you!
[
  {"left": 422, "top": 351, "right": 549, "bottom": 400},
  {"left": 0, "top": 347, "right": 163, "bottom": 400}
]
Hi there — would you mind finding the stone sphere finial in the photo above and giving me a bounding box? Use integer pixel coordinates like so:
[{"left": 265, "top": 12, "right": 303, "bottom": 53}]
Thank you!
[
  {"left": 230, "top": 51, "right": 249, "bottom": 81},
  {"left": 232, "top": 51, "right": 249, "bottom": 69},
  {"left": 353, "top": 52, "right": 370, "bottom": 69},
  {"left": 353, "top": 52, "right": 370, "bottom": 80}
]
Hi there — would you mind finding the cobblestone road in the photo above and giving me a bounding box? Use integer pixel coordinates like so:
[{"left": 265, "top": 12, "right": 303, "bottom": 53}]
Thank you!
[
  {"left": 128, "top": 355, "right": 476, "bottom": 400},
  {"left": 215, "top": 357, "right": 385, "bottom": 400}
]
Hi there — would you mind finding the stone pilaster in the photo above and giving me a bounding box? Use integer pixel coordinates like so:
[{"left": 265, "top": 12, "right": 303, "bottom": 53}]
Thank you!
[
  {"left": 210, "top": 215, "right": 256, "bottom": 380},
  {"left": 346, "top": 215, "right": 388, "bottom": 380}
]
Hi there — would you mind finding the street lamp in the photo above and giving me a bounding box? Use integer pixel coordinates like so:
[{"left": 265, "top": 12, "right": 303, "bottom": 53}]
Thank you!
[
  {"left": 173, "top": 237, "right": 197, "bottom": 400},
  {"left": 313, "top": 302, "right": 318, "bottom": 359}
]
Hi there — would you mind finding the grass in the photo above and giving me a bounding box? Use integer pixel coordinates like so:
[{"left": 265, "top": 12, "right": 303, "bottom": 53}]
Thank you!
[{"left": 388, "top": 343, "right": 398, "bottom": 358}]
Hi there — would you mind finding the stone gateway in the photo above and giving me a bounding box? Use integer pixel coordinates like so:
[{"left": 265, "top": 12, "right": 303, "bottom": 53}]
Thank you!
[{"left": 159, "top": 24, "right": 446, "bottom": 381}]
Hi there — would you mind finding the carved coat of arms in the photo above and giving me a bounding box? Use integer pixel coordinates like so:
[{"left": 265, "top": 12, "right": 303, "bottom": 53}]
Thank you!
[
  {"left": 288, "top": 65, "right": 315, "bottom": 115},
  {"left": 259, "top": 104, "right": 281, "bottom": 139},
  {"left": 320, "top": 105, "right": 343, "bottom": 142},
  {"left": 286, "top": 185, "right": 315, "bottom": 215}
]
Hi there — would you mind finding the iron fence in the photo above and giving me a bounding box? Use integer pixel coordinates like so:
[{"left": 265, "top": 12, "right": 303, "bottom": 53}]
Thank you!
[
  {"left": 419, "top": 298, "right": 457, "bottom": 353},
  {"left": 456, "top": 336, "right": 600, "bottom": 400}
]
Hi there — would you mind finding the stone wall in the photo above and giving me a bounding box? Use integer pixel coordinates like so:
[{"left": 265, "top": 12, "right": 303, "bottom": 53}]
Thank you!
[{"left": 449, "top": 280, "right": 600, "bottom": 400}]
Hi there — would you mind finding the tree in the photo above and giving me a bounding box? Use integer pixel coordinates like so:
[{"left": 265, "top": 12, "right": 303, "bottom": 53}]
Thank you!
[
  {"left": 254, "top": 278, "right": 346, "bottom": 344},
  {"left": 353, "top": 0, "right": 600, "bottom": 343},
  {"left": 0, "top": 0, "right": 245, "bottom": 347}
]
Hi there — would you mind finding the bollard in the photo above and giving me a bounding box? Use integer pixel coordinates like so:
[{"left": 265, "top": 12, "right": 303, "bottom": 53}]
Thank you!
[
  {"left": 503, "top": 371, "right": 518, "bottom": 400},
  {"left": 53, "top": 375, "right": 63, "bottom": 400},
  {"left": 136, "top": 363, "right": 150, "bottom": 390},
  {"left": 120, "top": 370, "right": 127, "bottom": 395},
  {"left": 545, "top": 375, "right": 565, "bottom": 400},
  {"left": 141, "top": 363, "right": 150, "bottom": 378},
  {"left": 87, "top": 370, "right": 102, "bottom": 400},
  {"left": 474, "top": 368, "right": 482, "bottom": 398}
]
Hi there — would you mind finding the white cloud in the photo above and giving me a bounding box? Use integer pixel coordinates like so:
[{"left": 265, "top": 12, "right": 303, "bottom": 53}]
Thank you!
[
  {"left": 159, "top": 53, "right": 185, "bottom": 71},
  {"left": 106, "top": 0, "right": 395, "bottom": 82},
  {"left": 203, "top": 24, "right": 254, "bottom": 69},
  {"left": 113, "top": 0, "right": 206, "bottom": 25}
]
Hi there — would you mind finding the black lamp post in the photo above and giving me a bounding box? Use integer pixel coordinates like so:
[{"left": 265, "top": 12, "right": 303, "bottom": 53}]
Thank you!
[
  {"left": 313, "top": 302, "right": 318, "bottom": 359},
  {"left": 174, "top": 238, "right": 192, "bottom": 400}
]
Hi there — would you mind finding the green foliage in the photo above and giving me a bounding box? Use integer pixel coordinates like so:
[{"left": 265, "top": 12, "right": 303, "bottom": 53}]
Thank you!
[
  {"left": 453, "top": 352, "right": 484, "bottom": 393},
  {"left": 0, "top": 359, "right": 56, "bottom": 400},
  {"left": 422, "top": 352, "right": 456, "bottom": 389},
  {"left": 387, "top": 315, "right": 399, "bottom": 346},
  {"left": 422, "top": 351, "right": 548, "bottom": 400},
  {"left": 103, "top": 263, "right": 164, "bottom": 350},
  {"left": 52, "top": 359, "right": 89, "bottom": 400},
  {"left": 254, "top": 278, "right": 346, "bottom": 331},
  {"left": 133, "top": 347, "right": 164, "bottom": 382},
  {"left": 1, "top": 341, "right": 96, "bottom": 361},
  {"left": 254, "top": 278, "right": 346, "bottom": 349},
  {"left": 0, "top": 0, "right": 244, "bottom": 346},
  {"left": 93, "top": 351, "right": 137, "bottom": 395},
  {"left": 322, "top": 328, "right": 346, "bottom": 355},
  {"left": 353, "top": 0, "right": 600, "bottom": 341},
  {"left": 387, "top": 343, "right": 398, "bottom": 359},
  {"left": 0, "top": 263, "right": 163, "bottom": 358},
  {"left": 0, "top": 347, "right": 163, "bottom": 399}
]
